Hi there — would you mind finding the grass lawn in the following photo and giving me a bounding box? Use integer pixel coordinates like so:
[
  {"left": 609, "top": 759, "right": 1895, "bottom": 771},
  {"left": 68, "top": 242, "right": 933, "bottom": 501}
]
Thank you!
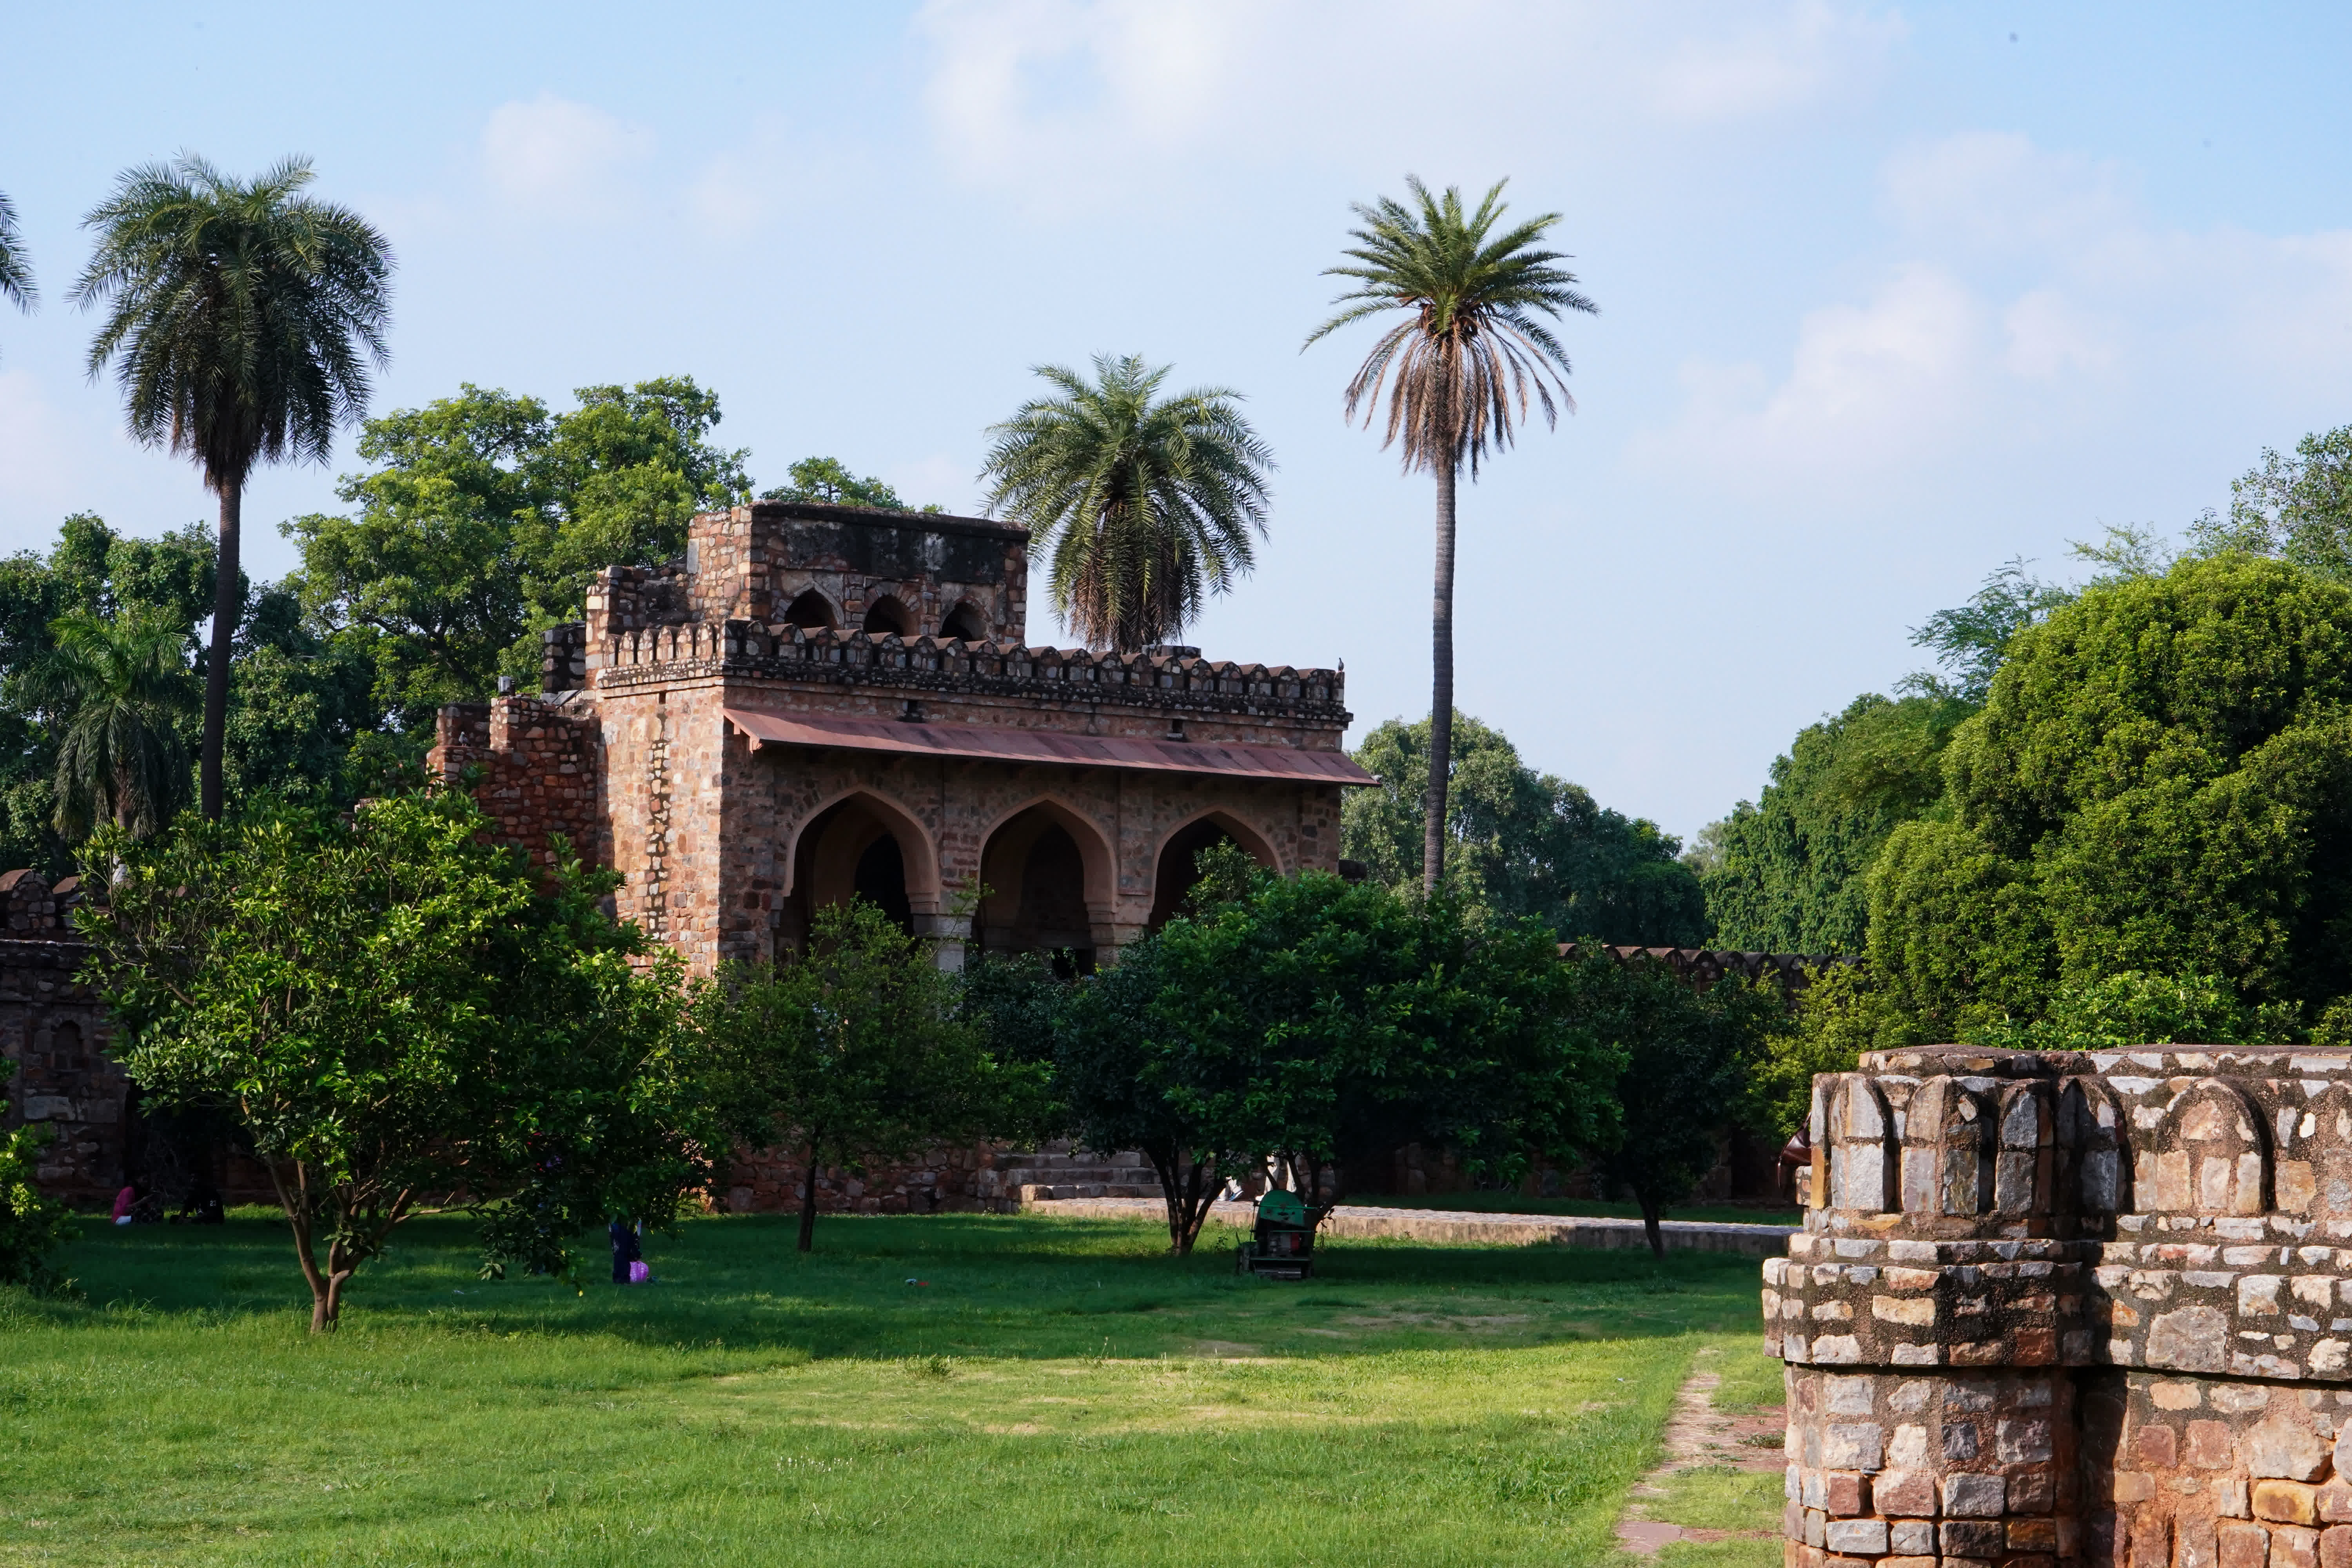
[
  {"left": 1345, "top": 1193, "right": 1803, "bottom": 1227},
  {"left": 1, "top": 1210, "right": 1784, "bottom": 1567}
]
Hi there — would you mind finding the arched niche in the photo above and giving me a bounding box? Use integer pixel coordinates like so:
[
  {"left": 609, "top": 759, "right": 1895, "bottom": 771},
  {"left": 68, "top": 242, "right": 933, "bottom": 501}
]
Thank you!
[
  {"left": 1901, "top": 1076, "right": 1993, "bottom": 1216},
  {"left": 2152, "top": 1078, "right": 2267, "bottom": 1216},
  {"left": 1993, "top": 1082, "right": 2054, "bottom": 1217},
  {"left": 1827, "top": 1075, "right": 1896, "bottom": 1213},
  {"left": 973, "top": 800, "right": 1118, "bottom": 970},
  {"left": 783, "top": 588, "right": 838, "bottom": 630},
  {"left": 2060, "top": 1078, "right": 2132, "bottom": 1217},
  {"left": 2287, "top": 1083, "right": 2352, "bottom": 1220},
  {"left": 1147, "top": 811, "right": 1278, "bottom": 929},
  {"left": 778, "top": 789, "right": 942, "bottom": 947},
  {"left": 862, "top": 595, "right": 915, "bottom": 637},
  {"left": 939, "top": 601, "right": 987, "bottom": 642}
]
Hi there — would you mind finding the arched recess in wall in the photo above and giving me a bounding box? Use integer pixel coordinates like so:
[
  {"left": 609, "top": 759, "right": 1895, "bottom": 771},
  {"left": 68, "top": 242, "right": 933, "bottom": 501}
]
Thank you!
[
  {"left": 1901, "top": 1076, "right": 1992, "bottom": 1216},
  {"left": 778, "top": 788, "right": 942, "bottom": 947},
  {"left": 939, "top": 601, "right": 986, "bottom": 641},
  {"left": 862, "top": 595, "right": 915, "bottom": 636},
  {"left": 2060, "top": 1078, "right": 2131, "bottom": 1218},
  {"left": 1147, "top": 810, "right": 1278, "bottom": 929},
  {"left": 784, "top": 589, "right": 838, "bottom": 630},
  {"left": 1827, "top": 1075, "right": 1896, "bottom": 1213},
  {"left": 2155, "top": 1078, "right": 2268, "bottom": 1216},
  {"left": 2297, "top": 1083, "right": 2352, "bottom": 1220},
  {"left": 972, "top": 799, "right": 1117, "bottom": 973}
]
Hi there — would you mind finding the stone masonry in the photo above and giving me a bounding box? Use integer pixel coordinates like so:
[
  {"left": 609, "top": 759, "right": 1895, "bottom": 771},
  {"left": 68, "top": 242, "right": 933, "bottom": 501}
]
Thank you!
[{"left": 1768, "top": 1045, "right": 2352, "bottom": 1568}]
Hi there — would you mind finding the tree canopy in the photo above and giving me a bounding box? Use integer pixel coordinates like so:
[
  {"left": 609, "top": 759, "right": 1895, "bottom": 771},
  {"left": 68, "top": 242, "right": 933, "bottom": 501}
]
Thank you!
[{"left": 1343, "top": 711, "right": 1706, "bottom": 946}]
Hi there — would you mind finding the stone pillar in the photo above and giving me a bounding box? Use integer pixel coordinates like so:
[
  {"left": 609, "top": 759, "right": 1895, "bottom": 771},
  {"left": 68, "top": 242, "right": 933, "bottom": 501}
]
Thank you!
[{"left": 1768, "top": 1046, "right": 2352, "bottom": 1568}]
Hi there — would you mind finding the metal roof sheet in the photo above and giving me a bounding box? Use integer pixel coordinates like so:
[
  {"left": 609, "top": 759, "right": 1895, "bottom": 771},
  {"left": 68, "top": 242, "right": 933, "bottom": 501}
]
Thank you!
[{"left": 724, "top": 708, "right": 1375, "bottom": 786}]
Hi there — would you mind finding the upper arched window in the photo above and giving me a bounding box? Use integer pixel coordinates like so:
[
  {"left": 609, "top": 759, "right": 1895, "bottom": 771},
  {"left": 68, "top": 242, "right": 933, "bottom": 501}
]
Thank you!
[
  {"left": 939, "top": 602, "right": 987, "bottom": 642},
  {"left": 862, "top": 595, "right": 916, "bottom": 636},
  {"left": 784, "top": 589, "right": 838, "bottom": 630}
]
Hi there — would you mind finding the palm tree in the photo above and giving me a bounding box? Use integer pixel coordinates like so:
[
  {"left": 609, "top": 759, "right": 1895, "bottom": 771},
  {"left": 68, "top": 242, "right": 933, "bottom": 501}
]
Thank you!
[
  {"left": 19, "top": 610, "right": 198, "bottom": 840},
  {"left": 979, "top": 354, "right": 1273, "bottom": 652},
  {"left": 1305, "top": 178, "right": 1595, "bottom": 894},
  {"left": 0, "top": 190, "right": 34, "bottom": 343},
  {"left": 71, "top": 154, "right": 392, "bottom": 820}
]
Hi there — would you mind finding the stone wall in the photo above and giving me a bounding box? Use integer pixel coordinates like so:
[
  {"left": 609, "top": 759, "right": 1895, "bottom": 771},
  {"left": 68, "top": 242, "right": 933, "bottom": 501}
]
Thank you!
[{"left": 1768, "top": 1045, "right": 2352, "bottom": 1568}]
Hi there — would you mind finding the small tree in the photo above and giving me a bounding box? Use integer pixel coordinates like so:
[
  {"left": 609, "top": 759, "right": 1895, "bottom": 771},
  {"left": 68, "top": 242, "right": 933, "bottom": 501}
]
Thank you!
[
  {"left": 1572, "top": 953, "right": 1781, "bottom": 1258},
  {"left": 698, "top": 900, "right": 1034, "bottom": 1252},
  {"left": 78, "top": 791, "right": 710, "bottom": 1329},
  {"left": 0, "top": 1072, "right": 75, "bottom": 1293}
]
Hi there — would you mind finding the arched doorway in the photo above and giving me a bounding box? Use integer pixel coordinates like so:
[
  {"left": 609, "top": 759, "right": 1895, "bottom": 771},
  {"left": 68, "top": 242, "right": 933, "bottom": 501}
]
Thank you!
[
  {"left": 974, "top": 803, "right": 1112, "bottom": 973},
  {"left": 939, "top": 601, "right": 986, "bottom": 641},
  {"left": 784, "top": 589, "right": 838, "bottom": 630},
  {"left": 1148, "top": 813, "right": 1276, "bottom": 929},
  {"left": 781, "top": 793, "right": 928, "bottom": 949},
  {"left": 862, "top": 595, "right": 915, "bottom": 636}
]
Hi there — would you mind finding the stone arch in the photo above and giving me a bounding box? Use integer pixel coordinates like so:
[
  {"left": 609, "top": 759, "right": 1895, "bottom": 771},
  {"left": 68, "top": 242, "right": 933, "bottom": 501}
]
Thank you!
[
  {"left": 1146, "top": 809, "right": 1279, "bottom": 929},
  {"left": 2297, "top": 1083, "right": 2352, "bottom": 1221},
  {"left": 783, "top": 588, "right": 839, "bottom": 630},
  {"left": 2060, "top": 1078, "right": 2132, "bottom": 1216},
  {"left": 973, "top": 799, "right": 1117, "bottom": 968},
  {"left": 862, "top": 595, "right": 916, "bottom": 636},
  {"left": 1901, "top": 1076, "right": 1993, "bottom": 1216},
  {"left": 778, "top": 786, "right": 942, "bottom": 913},
  {"left": 2153, "top": 1078, "right": 2267, "bottom": 1216},
  {"left": 1827, "top": 1075, "right": 1896, "bottom": 1213},
  {"left": 939, "top": 601, "right": 987, "bottom": 641},
  {"left": 1993, "top": 1081, "right": 2055, "bottom": 1216}
]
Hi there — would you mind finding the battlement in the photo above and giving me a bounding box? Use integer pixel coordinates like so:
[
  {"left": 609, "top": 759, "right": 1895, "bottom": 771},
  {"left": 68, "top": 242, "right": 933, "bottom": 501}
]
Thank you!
[
  {"left": 1559, "top": 943, "right": 1857, "bottom": 991},
  {"left": 585, "top": 619, "right": 1349, "bottom": 726}
]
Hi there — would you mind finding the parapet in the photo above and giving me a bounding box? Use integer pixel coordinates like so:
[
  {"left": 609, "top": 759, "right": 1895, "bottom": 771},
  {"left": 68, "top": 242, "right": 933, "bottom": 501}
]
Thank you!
[{"left": 1559, "top": 944, "right": 1856, "bottom": 992}]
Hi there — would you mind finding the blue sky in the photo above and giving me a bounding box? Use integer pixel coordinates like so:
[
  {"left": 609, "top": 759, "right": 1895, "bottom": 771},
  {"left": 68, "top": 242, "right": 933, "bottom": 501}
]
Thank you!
[{"left": 7, "top": 2, "right": 2352, "bottom": 840}]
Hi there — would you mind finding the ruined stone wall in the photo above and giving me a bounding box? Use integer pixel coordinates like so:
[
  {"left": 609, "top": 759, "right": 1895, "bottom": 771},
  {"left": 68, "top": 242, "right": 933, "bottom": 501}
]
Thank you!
[
  {"left": 430, "top": 695, "right": 604, "bottom": 871},
  {"left": 1768, "top": 1046, "right": 2352, "bottom": 1568},
  {"left": 679, "top": 503, "right": 1030, "bottom": 643}
]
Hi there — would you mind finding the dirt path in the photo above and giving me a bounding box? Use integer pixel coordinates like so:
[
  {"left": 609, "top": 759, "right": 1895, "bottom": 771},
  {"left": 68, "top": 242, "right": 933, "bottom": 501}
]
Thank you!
[{"left": 1614, "top": 1348, "right": 1787, "bottom": 1557}]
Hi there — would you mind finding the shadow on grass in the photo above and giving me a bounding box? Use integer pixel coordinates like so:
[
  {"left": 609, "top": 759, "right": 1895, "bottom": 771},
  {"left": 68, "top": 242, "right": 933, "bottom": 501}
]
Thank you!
[{"left": 36, "top": 1210, "right": 1771, "bottom": 1360}]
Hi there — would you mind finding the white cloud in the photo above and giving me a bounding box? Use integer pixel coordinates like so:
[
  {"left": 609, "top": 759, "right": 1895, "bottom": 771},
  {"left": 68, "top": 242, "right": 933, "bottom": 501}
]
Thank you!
[
  {"left": 1650, "top": 0, "right": 1904, "bottom": 122},
  {"left": 479, "top": 94, "right": 653, "bottom": 218}
]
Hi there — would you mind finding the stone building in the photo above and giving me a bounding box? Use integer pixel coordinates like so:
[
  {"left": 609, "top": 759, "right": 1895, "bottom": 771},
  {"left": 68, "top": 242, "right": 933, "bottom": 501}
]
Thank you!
[
  {"left": 430, "top": 499, "right": 1370, "bottom": 973},
  {"left": 1769, "top": 1044, "right": 2352, "bottom": 1568}
]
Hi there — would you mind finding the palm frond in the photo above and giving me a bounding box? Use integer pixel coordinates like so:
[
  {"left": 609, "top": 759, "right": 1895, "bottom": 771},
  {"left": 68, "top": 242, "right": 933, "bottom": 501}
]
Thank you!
[
  {"left": 0, "top": 189, "right": 34, "bottom": 315},
  {"left": 20, "top": 608, "right": 198, "bottom": 839}
]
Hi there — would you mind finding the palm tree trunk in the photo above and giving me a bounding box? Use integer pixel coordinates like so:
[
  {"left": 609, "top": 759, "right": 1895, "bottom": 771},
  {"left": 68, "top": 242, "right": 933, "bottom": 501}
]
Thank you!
[
  {"left": 1423, "top": 451, "right": 1457, "bottom": 895},
  {"left": 200, "top": 480, "right": 241, "bottom": 820}
]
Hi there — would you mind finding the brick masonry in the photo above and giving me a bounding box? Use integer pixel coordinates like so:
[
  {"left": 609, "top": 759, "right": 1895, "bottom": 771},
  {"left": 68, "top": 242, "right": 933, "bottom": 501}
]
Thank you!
[{"left": 1769, "top": 1045, "right": 2352, "bottom": 1568}]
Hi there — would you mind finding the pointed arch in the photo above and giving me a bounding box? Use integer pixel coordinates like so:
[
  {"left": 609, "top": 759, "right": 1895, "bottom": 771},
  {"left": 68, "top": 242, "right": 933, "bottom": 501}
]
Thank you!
[
  {"left": 2152, "top": 1078, "right": 2267, "bottom": 1216},
  {"left": 939, "top": 601, "right": 987, "bottom": 641},
  {"left": 777, "top": 786, "right": 942, "bottom": 911},
  {"left": 783, "top": 588, "right": 839, "bottom": 630},
  {"left": 1828, "top": 1075, "right": 1896, "bottom": 1213},
  {"left": 1902, "top": 1076, "right": 1993, "bottom": 1216},
  {"left": 973, "top": 795, "right": 1117, "bottom": 911},
  {"left": 862, "top": 595, "right": 915, "bottom": 636},
  {"left": 2060, "top": 1078, "right": 2132, "bottom": 1217},
  {"left": 1147, "top": 808, "right": 1280, "bottom": 928}
]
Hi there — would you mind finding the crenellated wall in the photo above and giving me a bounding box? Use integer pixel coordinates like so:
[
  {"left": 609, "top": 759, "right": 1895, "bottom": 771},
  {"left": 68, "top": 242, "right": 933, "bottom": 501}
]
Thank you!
[{"left": 1769, "top": 1046, "right": 2352, "bottom": 1568}]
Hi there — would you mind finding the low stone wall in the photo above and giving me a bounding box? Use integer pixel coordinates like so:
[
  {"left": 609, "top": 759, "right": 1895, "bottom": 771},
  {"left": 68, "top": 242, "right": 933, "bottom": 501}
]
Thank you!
[
  {"left": 1769, "top": 1045, "right": 2352, "bottom": 1568},
  {"left": 1027, "top": 1196, "right": 1798, "bottom": 1256},
  {"left": 718, "top": 1143, "right": 1015, "bottom": 1215}
]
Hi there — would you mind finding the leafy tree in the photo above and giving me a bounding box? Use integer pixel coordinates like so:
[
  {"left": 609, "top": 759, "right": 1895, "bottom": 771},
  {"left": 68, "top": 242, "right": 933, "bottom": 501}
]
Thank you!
[
  {"left": 2189, "top": 424, "right": 2352, "bottom": 581},
  {"left": 78, "top": 791, "right": 709, "bottom": 1329},
  {"left": 1344, "top": 711, "right": 1705, "bottom": 945},
  {"left": 0, "top": 189, "right": 33, "bottom": 351},
  {"left": 1963, "top": 970, "right": 2298, "bottom": 1054},
  {"left": 1306, "top": 177, "right": 1596, "bottom": 894},
  {"left": 72, "top": 154, "right": 392, "bottom": 820},
  {"left": 0, "top": 1073, "right": 74, "bottom": 1292},
  {"left": 697, "top": 900, "right": 1031, "bottom": 1252},
  {"left": 980, "top": 354, "right": 1272, "bottom": 652},
  {"left": 17, "top": 609, "right": 197, "bottom": 838},
  {"left": 1869, "top": 554, "right": 2352, "bottom": 1034},
  {"left": 761, "top": 456, "right": 935, "bottom": 512},
  {"left": 1744, "top": 964, "right": 1920, "bottom": 1141},
  {"left": 1574, "top": 953, "right": 1780, "bottom": 1258},
  {"left": 287, "top": 377, "right": 749, "bottom": 719}
]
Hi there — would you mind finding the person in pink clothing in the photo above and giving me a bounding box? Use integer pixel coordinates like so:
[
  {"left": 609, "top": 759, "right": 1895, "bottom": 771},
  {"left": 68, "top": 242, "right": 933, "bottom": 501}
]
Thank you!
[{"left": 112, "top": 1185, "right": 137, "bottom": 1225}]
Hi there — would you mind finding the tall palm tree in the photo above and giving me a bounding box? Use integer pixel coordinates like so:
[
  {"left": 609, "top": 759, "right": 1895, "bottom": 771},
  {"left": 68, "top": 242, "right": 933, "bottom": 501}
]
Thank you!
[
  {"left": 71, "top": 154, "right": 392, "bottom": 819},
  {"left": 0, "top": 190, "right": 34, "bottom": 343},
  {"left": 20, "top": 610, "right": 198, "bottom": 840},
  {"left": 1305, "top": 177, "right": 1595, "bottom": 894},
  {"left": 979, "top": 354, "right": 1273, "bottom": 652}
]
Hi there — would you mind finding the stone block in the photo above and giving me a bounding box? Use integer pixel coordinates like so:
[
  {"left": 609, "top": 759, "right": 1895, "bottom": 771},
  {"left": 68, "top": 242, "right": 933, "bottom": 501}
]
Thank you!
[
  {"left": 2279, "top": 1527, "right": 2323, "bottom": 1568},
  {"left": 1823, "top": 1424, "right": 1883, "bottom": 1471},
  {"left": 2114, "top": 1472, "right": 2158, "bottom": 1504},
  {"left": 2319, "top": 1526, "right": 2352, "bottom": 1568},
  {"left": 2187, "top": 1420, "right": 2238, "bottom": 1469},
  {"left": 2221, "top": 1522, "right": 2274, "bottom": 1568},
  {"left": 2252, "top": 1419, "right": 2333, "bottom": 1482},
  {"left": 1824, "top": 1473, "right": 1867, "bottom": 1517},
  {"left": 2318, "top": 1482, "right": 2352, "bottom": 1525},
  {"left": 2000, "top": 1417, "right": 2054, "bottom": 1463},
  {"left": 1944, "top": 1474, "right": 2007, "bottom": 1517},
  {"left": 1941, "top": 1520, "right": 2004, "bottom": 1557},
  {"left": 2261, "top": 1483, "right": 2324, "bottom": 1527},
  {"left": 2009, "top": 1517, "right": 2060, "bottom": 1551},
  {"left": 1824, "top": 1519, "right": 1888, "bottom": 1555},
  {"left": 1873, "top": 1470, "right": 1936, "bottom": 1516},
  {"left": 1889, "top": 1519, "right": 1936, "bottom": 1554},
  {"left": 2136, "top": 1425, "right": 2180, "bottom": 1468}
]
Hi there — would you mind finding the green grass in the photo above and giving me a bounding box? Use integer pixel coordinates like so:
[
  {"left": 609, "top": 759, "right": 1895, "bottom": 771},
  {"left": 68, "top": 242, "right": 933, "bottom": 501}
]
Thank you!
[
  {"left": 1346, "top": 1192, "right": 1802, "bottom": 1227},
  {"left": 0, "top": 1211, "right": 1782, "bottom": 1566}
]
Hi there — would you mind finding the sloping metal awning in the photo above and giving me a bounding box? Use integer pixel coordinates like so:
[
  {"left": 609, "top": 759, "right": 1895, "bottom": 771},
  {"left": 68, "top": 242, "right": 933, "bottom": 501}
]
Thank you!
[{"left": 724, "top": 708, "right": 1374, "bottom": 786}]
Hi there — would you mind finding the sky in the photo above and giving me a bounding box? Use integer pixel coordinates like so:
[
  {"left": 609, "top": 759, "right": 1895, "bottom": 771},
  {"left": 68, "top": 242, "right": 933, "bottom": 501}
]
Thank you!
[{"left": 6, "top": 2, "right": 2352, "bottom": 841}]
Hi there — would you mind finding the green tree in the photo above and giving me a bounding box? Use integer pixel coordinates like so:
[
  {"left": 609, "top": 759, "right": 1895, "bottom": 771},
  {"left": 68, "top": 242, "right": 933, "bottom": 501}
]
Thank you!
[
  {"left": 1306, "top": 178, "right": 1595, "bottom": 894},
  {"left": 761, "top": 456, "right": 933, "bottom": 512},
  {"left": 697, "top": 900, "right": 1029, "bottom": 1253},
  {"left": 980, "top": 354, "right": 1272, "bottom": 652},
  {"left": 287, "top": 377, "right": 749, "bottom": 718},
  {"left": 2189, "top": 424, "right": 2352, "bottom": 580},
  {"left": 18, "top": 609, "right": 197, "bottom": 839},
  {"left": 0, "top": 1069, "right": 74, "bottom": 1292},
  {"left": 78, "top": 791, "right": 709, "bottom": 1329},
  {"left": 1869, "top": 555, "right": 2352, "bottom": 1034},
  {"left": 1574, "top": 954, "right": 1780, "bottom": 1258},
  {"left": 1344, "top": 711, "right": 1705, "bottom": 945},
  {"left": 72, "top": 155, "right": 392, "bottom": 821},
  {"left": 0, "top": 189, "right": 33, "bottom": 351}
]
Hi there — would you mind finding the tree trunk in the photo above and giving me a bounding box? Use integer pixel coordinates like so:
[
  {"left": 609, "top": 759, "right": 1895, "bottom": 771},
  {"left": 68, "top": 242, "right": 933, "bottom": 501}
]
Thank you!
[
  {"left": 797, "top": 1140, "right": 821, "bottom": 1253},
  {"left": 1639, "top": 1192, "right": 1665, "bottom": 1261},
  {"left": 1422, "top": 452, "right": 1457, "bottom": 895},
  {"left": 200, "top": 480, "right": 242, "bottom": 820}
]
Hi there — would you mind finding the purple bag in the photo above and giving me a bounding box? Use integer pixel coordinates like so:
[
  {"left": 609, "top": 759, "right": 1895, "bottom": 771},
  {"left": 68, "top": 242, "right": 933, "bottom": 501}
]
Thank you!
[{"left": 628, "top": 1260, "right": 651, "bottom": 1284}]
